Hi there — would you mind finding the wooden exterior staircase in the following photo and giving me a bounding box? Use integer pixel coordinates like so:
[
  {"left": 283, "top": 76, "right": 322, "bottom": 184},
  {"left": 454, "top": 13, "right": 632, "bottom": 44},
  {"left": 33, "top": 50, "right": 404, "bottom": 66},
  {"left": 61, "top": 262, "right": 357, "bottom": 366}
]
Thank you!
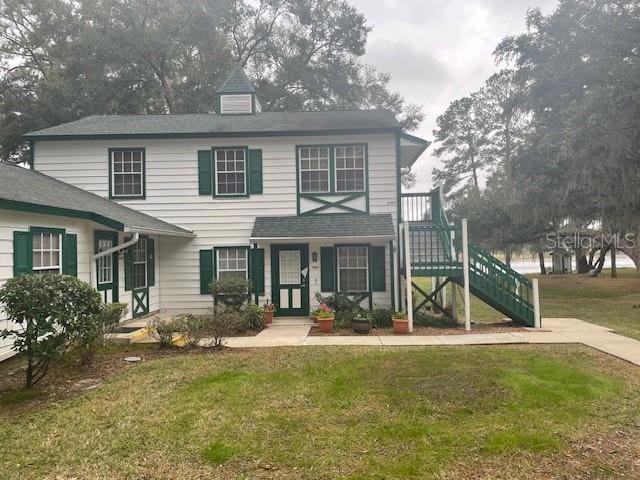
[{"left": 401, "top": 188, "right": 536, "bottom": 327}]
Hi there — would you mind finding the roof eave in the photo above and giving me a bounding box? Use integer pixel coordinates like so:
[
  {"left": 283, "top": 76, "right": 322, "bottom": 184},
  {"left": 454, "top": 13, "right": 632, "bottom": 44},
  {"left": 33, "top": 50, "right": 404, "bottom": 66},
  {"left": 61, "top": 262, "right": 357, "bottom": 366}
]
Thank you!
[
  {"left": 123, "top": 225, "right": 195, "bottom": 238},
  {"left": 250, "top": 234, "right": 396, "bottom": 242},
  {"left": 400, "top": 131, "right": 431, "bottom": 168},
  {"left": 24, "top": 126, "right": 402, "bottom": 141}
]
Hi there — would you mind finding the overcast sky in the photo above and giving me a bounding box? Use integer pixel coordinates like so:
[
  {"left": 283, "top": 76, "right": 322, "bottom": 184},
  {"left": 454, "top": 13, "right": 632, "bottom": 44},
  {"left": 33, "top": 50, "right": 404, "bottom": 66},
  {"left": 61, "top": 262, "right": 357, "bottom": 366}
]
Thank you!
[{"left": 349, "top": 0, "right": 558, "bottom": 191}]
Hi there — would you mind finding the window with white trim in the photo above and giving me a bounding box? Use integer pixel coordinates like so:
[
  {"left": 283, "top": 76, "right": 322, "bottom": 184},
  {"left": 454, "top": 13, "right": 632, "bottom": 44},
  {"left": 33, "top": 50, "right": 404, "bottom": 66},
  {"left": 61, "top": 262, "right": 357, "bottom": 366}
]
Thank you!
[
  {"left": 335, "top": 145, "right": 365, "bottom": 192},
  {"left": 217, "top": 248, "right": 248, "bottom": 280},
  {"left": 337, "top": 246, "right": 368, "bottom": 292},
  {"left": 97, "top": 239, "right": 114, "bottom": 285},
  {"left": 32, "top": 232, "right": 62, "bottom": 274},
  {"left": 215, "top": 148, "right": 246, "bottom": 195},
  {"left": 299, "top": 147, "right": 330, "bottom": 193},
  {"left": 111, "top": 149, "right": 144, "bottom": 198},
  {"left": 133, "top": 238, "right": 147, "bottom": 289}
]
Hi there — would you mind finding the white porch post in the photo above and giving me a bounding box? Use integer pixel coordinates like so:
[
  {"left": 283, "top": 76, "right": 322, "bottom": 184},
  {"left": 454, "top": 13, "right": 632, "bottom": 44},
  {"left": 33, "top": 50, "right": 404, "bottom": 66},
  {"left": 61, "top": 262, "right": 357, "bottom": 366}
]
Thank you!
[
  {"left": 462, "top": 218, "right": 471, "bottom": 331},
  {"left": 533, "top": 278, "right": 541, "bottom": 328},
  {"left": 403, "top": 221, "right": 414, "bottom": 333}
]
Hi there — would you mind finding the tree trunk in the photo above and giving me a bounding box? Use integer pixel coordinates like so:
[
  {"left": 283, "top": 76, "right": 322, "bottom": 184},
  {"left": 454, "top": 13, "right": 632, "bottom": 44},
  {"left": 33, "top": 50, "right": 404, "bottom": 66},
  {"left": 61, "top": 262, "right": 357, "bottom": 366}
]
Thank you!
[
  {"left": 538, "top": 251, "right": 547, "bottom": 275},
  {"left": 595, "top": 245, "right": 610, "bottom": 273},
  {"left": 575, "top": 247, "right": 589, "bottom": 274},
  {"left": 505, "top": 248, "right": 512, "bottom": 267},
  {"left": 620, "top": 244, "right": 640, "bottom": 274},
  {"left": 611, "top": 247, "right": 617, "bottom": 278}
]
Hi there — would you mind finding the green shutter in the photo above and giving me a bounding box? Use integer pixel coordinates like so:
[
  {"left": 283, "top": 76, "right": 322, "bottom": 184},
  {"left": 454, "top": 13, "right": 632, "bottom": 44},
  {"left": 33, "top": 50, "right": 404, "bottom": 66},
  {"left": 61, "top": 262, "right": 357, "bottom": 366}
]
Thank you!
[
  {"left": 198, "top": 150, "right": 213, "bottom": 195},
  {"left": 199, "top": 249, "right": 214, "bottom": 294},
  {"left": 147, "top": 238, "right": 155, "bottom": 287},
  {"left": 124, "top": 244, "right": 133, "bottom": 291},
  {"left": 13, "top": 231, "right": 32, "bottom": 277},
  {"left": 371, "top": 246, "right": 386, "bottom": 292},
  {"left": 248, "top": 149, "right": 263, "bottom": 194},
  {"left": 320, "top": 247, "right": 335, "bottom": 292},
  {"left": 251, "top": 248, "right": 265, "bottom": 294},
  {"left": 62, "top": 233, "right": 77, "bottom": 277}
]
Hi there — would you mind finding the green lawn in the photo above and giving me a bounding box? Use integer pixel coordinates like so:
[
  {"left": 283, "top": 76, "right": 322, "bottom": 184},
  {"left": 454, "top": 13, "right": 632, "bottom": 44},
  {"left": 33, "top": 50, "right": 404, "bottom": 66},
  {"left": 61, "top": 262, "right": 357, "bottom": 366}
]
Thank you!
[
  {"left": 1, "top": 346, "right": 640, "bottom": 479},
  {"left": 414, "top": 268, "right": 640, "bottom": 340}
]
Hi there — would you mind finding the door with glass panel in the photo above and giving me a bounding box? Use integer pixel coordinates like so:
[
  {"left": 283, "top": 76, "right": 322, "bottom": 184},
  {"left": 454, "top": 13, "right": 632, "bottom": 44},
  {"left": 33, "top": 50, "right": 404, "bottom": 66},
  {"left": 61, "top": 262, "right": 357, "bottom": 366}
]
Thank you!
[
  {"left": 271, "top": 245, "right": 309, "bottom": 316},
  {"left": 95, "top": 231, "right": 119, "bottom": 304},
  {"left": 131, "top": 238, "right": 149, "bottom": 318}
]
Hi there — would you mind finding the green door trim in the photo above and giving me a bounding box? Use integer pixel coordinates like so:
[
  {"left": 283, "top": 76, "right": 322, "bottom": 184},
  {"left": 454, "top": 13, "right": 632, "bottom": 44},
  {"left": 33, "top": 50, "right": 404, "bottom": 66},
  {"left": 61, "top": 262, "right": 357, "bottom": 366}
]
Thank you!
[{"left": 271, "top": 244, "right": 309, "bottom": 317}]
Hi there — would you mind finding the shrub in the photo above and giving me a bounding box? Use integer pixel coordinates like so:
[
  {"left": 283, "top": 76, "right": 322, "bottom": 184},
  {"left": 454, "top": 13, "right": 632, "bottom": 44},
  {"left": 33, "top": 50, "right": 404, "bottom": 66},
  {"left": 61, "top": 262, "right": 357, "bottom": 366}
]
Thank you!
[
  {"left": 207, "top": 306, "right": 242, "bottom": 348},
  {"left": 148, "top": 316, "right": 180, "bottom": 348},
  {"left": 75, "top": 302, "right": 127, "bottom": 365},
  {"left": 175, "top": 314, "right": 209, "bottom": 348},
  {"left": 315, "top": 293, "right": 366, "bottom": 328},
  {"left": 212, "top": 278, "right": 251, "bottom": 309},
  {"left": 368, "top": 308, "right": 392, "bottom": 328},
  {"left": 414, "top": 311, "right": 458, "bottom": 328},
  {"left": 0, "top": 274, "right": 103, "bottom": 388},
  {"left": 239, "top": 303, "right": 265, "bottom": 332}
]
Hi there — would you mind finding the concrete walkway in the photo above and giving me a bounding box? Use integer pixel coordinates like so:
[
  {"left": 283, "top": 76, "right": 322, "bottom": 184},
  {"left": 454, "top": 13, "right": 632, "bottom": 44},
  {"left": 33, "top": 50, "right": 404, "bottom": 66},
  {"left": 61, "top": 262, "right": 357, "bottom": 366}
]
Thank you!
[{"left": 225, "top": 317, "right": 640, "bottom": 366}]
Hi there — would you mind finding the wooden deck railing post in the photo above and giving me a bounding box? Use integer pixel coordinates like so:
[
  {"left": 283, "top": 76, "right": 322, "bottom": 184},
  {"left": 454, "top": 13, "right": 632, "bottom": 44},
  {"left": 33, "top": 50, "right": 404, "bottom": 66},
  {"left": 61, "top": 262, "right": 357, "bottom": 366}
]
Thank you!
[
  {"left": 462, "top": 218, "right": 471, "bottom": 331},
  {"left": 403, "top": 221, "right": 414, "bottom": 333},
  {"left": 533, "top": 278, "right": 541, "bottom": 328}
]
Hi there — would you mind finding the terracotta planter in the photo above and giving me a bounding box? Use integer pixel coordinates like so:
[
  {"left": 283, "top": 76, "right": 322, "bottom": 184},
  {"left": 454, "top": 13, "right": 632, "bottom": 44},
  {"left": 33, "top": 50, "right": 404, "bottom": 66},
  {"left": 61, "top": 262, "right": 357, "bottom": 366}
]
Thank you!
[
  {"left": 392, "top": 318, "right": 409, "bottom": 334},
  {"left": 317, "top": 316, "right": 334, "bottom": 333},
  {"left": 264, "top": 309, "right": 274, "bottom": 325}
]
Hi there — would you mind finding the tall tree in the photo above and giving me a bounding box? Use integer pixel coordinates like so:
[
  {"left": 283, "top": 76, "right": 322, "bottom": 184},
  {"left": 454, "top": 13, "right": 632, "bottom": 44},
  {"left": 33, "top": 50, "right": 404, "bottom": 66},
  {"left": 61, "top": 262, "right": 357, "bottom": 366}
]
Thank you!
[
  {"left": 432, "top": 94, "right": 492, "bottom": 196},
  {"left": 0, "top": 0, "right": 423, "bottom": 163}
]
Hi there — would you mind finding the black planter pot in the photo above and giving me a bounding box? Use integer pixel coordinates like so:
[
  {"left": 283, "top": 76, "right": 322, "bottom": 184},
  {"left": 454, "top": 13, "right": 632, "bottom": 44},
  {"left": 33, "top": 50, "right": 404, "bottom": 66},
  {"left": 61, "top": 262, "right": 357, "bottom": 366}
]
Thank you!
[{"left": 351, "top": 319, "right": 372, "bottom": 334}]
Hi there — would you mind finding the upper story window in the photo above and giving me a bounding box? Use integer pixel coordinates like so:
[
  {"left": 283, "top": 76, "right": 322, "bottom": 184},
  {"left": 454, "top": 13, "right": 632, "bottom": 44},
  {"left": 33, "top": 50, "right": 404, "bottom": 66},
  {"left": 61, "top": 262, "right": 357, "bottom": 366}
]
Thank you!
[
  {"left": 215, "top": 148, "right": 247, "bottom": 196},
  {"left": 299, "top": 147, "right": 330, "bottom": 193},
  {"left": 335, "top": 146, "right": 365, "bottom": 192},
  {"left": 110, "top": 148, "right": 145, "bottom": 199},
  {"left": 32, "top": 231, "right": 61, "bottom": 274}
]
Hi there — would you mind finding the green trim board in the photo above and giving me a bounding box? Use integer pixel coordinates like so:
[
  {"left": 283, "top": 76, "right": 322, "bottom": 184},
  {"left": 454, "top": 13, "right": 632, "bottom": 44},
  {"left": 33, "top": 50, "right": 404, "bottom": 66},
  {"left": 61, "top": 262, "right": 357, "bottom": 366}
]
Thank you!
[
  {"left": 0, "top": 199, "right": 124, "bottom": 231},
  {"left": 108, "top": 148, "right": 146, "bottom": 200},
  {"left": 295, "top": 143, "right": 369, "bottom": 215},
  {"left": 211, "top": 146, "right": 250, "bottom": 198}
]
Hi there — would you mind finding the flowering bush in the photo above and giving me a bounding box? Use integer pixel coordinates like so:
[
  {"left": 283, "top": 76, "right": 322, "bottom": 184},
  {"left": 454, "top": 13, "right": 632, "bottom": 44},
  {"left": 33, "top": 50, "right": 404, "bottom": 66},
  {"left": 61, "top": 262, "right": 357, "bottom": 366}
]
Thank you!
[{"left": 312, "top": 303, "right": 334, "bottom": 319}]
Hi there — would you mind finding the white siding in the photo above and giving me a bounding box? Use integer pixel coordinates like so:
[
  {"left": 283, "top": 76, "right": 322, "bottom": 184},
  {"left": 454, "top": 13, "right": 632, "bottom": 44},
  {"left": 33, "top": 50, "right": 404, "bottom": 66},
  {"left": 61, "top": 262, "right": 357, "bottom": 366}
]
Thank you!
[
  {"left": 34, "top": 133, "right": 398, "bottom": 316},
  {"left": 220, "top": 94, "right": 253, "bottom": 114}
]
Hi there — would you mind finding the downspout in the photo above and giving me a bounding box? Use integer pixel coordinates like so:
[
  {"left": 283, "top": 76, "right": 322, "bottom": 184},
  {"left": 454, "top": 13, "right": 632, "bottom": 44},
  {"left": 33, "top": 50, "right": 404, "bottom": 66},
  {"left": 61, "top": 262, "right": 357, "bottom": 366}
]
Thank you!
[{"left": 91, "top": 233, "right": 140, "bottom": 288}]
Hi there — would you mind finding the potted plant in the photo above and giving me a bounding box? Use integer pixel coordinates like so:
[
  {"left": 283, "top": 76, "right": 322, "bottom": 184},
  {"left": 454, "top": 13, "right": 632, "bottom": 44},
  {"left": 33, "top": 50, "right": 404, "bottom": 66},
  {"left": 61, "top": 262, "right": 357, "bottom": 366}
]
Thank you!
[
  {"left": 392, "top": 311, "right": 409, "bottom": 334},
  {"left": 263, "top": 301, "right": 276, "bottom": 324},
  {"left": 312, "top": 304, "right": 335, "bottom": 333},
  {"left": 352, "top": 313, "right": 372, "bottom": 334}
]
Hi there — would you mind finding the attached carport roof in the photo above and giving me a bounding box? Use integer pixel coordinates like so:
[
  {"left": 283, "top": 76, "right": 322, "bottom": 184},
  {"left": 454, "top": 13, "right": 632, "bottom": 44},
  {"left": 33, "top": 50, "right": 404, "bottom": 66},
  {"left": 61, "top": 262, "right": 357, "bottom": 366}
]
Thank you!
[
  {"left": 251, "top": 214, "right": 396, "bottom": 241},
  {"left": 0, "top": 163, "right": 193, "bottom": 237}
]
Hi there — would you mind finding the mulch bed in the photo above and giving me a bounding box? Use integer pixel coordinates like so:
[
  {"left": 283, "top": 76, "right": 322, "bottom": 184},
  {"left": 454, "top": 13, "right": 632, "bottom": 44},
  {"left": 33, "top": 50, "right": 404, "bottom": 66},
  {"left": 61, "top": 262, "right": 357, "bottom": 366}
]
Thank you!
[
  {"left": 0, "top": 345, "right": 229, "bottom": 417},
  {"left": 309, "top": 321, "right": 525, "bottom": 336}
]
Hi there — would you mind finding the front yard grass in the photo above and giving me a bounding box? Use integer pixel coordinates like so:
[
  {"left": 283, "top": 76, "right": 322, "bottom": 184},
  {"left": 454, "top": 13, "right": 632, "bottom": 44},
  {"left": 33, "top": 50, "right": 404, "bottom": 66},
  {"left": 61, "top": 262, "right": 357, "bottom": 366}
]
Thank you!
[
  {"left": 1, "top": 345, "right": 639, "bottom": 479},
  {"left": 414, "top": 268, "right": 640, "bottom": 340}
]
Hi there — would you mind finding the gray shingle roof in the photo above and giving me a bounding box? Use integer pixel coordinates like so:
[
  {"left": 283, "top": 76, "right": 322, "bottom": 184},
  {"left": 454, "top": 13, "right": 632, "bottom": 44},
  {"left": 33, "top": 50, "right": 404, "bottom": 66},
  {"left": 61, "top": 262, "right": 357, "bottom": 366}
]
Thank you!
[
  {"left": 0, "top": 163, "right": 193, "bottom": 237},
  {"left": 251, "top": 214, "right": 395, "bottom": 239},
  {"left": 24, "top": 110, "right": 400, "bottom": 139},
  {"left": 216, "top": 66, "right": 256, "bottom": 94}
]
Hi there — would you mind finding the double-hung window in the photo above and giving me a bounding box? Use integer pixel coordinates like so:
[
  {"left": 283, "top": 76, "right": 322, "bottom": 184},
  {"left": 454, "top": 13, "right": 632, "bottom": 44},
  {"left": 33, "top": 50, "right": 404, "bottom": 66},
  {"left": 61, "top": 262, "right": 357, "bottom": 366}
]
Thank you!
[
  {"left": 32, "top": 232, "right": 62, "bottom": 274},
  {"left": 132, "top": 238, "right": 147, "bottom": 289},
  {"left": 215, "top": 148, "right": 247, "bottom": 195},
  {"left": 110, "top": 148, "right": 145, "bottom": 198},
  {"left": 335, "top": 145, "right": 365, "bottom": 192},
  {"left": 299, "top": 147, "right": 330, "bottom": 193},
  {"left": 217, "top": 248, "right": 248, "bottom": 280},
  {"left": 337, "top": 246, "right": 368, "bottom": 292},
  {"left": 97, "top": 238, "right": 114, "bottom": 286}
]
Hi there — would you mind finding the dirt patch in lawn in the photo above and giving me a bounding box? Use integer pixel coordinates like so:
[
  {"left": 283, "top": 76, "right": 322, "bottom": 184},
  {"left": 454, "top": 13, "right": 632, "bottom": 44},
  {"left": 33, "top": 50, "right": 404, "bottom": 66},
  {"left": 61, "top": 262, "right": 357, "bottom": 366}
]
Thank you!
[
  {"left": 0, "top": 345, "right": 231, "bottom": 417},
  {"left": 309, "top": 321, "right": 526, "bottom": 336}
]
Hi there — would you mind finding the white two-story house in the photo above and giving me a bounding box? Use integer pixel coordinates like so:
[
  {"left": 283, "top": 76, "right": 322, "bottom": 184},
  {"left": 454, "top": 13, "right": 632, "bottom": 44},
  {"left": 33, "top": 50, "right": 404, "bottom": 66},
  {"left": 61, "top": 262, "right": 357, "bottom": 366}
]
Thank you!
[{"left": 0, "top": 66, "right": 430, "bottom": 357}]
